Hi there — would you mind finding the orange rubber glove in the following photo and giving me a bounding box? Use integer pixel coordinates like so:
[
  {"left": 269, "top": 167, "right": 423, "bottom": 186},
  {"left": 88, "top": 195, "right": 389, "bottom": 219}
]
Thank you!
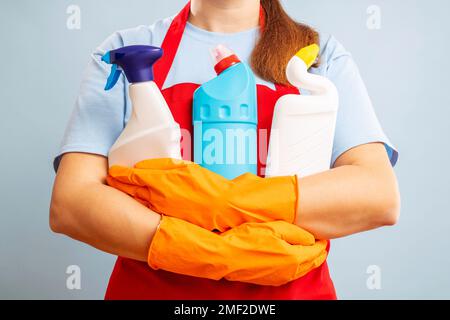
[
  {"left": 149, "top": 215, "right": 328, "bottom": 286},
  {"left": 107, "top": 158, "right": 298, "bottom": 232}
]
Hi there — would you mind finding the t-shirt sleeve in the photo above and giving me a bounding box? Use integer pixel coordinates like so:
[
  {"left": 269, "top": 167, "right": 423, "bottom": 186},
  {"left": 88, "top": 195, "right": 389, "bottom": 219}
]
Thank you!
[
  {"left": 313, "top": 35, "right": 398, "bottom": 167},
  {"left": 53, "top": 32, "right": 127, "bottom": 171}
]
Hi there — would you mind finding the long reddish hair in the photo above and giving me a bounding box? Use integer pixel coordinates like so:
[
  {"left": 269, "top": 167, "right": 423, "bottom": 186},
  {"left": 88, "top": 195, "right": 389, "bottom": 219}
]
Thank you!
[{"left": 251, "top": 0, "right": 319, "bottom": 85}]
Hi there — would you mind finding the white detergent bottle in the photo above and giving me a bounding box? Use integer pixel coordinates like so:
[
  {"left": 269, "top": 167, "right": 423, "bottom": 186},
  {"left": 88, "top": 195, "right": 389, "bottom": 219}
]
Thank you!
[
  {"left": 265, "top": 44, "right": 339, "bottom": 178},
  {"left": 102, "top": 45, "right": 182, "bottom": 168}
]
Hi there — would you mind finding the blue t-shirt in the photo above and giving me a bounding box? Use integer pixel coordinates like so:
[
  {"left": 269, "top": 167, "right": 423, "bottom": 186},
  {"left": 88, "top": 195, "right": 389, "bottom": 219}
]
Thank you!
[{"left": 54, "top": 17, "right": 398, "bottom": 170}]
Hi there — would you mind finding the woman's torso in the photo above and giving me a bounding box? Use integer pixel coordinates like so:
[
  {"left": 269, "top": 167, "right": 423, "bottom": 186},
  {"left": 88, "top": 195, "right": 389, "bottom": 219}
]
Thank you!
[{"left": 105, "top": 15, "right": 337, "bottom": 300}]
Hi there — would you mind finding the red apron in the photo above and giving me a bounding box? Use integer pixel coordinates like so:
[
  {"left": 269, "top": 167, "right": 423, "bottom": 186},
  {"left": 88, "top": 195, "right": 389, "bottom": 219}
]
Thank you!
[{"left": 105, "top": 2, "right": 337, "bottom": 300}]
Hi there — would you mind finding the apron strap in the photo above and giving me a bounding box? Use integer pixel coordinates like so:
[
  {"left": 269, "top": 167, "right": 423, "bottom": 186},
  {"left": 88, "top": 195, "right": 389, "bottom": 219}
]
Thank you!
[
  {"left": 154, "top": 2, "right": 191, "bottom": 89},
  {"left": 275, "top": 83, "right": 300, "bottom": 94},
  {"left": 153, "top": 1, "right": 298, "bottom": 94}
]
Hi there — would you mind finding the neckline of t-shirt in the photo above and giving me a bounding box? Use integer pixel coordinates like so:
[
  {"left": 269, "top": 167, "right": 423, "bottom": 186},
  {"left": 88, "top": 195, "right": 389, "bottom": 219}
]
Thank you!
[{"left": 184, "top": 22, "right": 260, "bottom": 43}]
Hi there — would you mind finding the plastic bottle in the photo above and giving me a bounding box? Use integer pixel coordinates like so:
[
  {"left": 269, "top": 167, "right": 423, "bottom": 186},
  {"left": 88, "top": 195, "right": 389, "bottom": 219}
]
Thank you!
[
  {"left": 193, "top": 45, "right": 258, "bottom": 180},
  {"left": 102, "top": 45, "right": 182, "bottom": 168},
  {"left": 265, "top": 44, "right": 339, "bottom": 178}
]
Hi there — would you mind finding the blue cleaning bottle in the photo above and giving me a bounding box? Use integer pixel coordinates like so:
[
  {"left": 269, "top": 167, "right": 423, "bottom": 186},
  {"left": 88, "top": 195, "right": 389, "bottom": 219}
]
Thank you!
[{"left": 193, "top": 45, "right": 258, "bottom": 180}]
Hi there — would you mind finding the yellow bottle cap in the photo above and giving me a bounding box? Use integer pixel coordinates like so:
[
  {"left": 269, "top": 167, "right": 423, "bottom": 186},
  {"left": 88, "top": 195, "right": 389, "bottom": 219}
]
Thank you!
[{"left": 295, "top": 44, "right": 320, "bottom": 69}]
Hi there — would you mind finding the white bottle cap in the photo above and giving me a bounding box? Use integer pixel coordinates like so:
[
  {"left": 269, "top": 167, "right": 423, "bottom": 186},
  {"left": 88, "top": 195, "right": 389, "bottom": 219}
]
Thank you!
[{"left": 209, "top": 44, "right": 235, "bottom": 66}]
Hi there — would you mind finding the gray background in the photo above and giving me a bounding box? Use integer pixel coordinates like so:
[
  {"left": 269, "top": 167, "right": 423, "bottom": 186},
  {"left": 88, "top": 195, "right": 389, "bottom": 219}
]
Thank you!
[{"left": 0, "top": 0, "right": 449, "bottom": 299}]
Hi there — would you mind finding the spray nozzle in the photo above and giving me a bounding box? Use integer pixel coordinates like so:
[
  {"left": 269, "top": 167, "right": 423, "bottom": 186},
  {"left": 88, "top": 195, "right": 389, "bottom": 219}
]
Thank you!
[{"left": 101, "top": 45, "right": 163, "bottom": 91}]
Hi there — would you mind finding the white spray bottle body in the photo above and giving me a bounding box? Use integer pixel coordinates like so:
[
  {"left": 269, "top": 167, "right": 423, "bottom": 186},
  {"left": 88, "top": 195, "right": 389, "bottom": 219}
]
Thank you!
[
  {"left": 108, "top": 81, "right": 182, "bottom": 168},
  {"left": 265, "top": 45, "right": 339, "bottom": 178},
  {"left": 102, "top": 45, "right": 182, "bottom": 168}
]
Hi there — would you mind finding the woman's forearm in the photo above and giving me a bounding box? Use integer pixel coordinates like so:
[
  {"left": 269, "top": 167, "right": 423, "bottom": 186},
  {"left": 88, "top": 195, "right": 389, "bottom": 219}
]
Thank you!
[
  {"left": 50, "top": 153, "right": 161, "bottom": 262},
  {"left": 295, "top": 143, "right": 401, "bottom": 239},
  {"left": 51, "top": 145, "right": 400, "bottom": 256}
]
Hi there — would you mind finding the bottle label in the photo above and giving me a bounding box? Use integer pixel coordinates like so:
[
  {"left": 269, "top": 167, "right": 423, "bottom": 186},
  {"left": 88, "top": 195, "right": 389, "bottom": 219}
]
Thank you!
[{"left": 194, "top": 122, "right": 257, "bottom": 180}]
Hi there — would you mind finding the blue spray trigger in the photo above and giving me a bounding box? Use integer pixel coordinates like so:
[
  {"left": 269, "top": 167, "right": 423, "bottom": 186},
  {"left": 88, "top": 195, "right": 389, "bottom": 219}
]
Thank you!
[
  {"left": 101, "top": 51, "right": 111, "bottom": 64},
  {"left": 102, "top": 52, "right": 122, "bottom": 91},
  {"left": 104, "top": 64, "right": 122, "bottom": 91}
]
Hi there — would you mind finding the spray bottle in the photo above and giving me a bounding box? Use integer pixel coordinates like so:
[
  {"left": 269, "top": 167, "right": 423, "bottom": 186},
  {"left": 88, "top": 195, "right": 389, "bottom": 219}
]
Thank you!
[
  {"left": 102, "top": 45, "right": 182, "bottom": 168},
  {"left": 193, "top": 45, "right": 258, "bottom": 180},
  {"left": 265, "top": 44, "right": 339, "bottom": 178}
]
